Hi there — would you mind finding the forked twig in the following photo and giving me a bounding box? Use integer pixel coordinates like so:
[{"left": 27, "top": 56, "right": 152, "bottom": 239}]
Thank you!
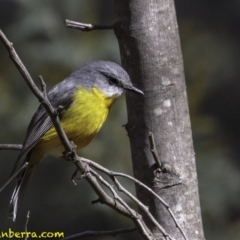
[
  {"left": 65, "top": 19, "right": 114, "bottom": 31},
  {"left": 62, "top": 227, "right": 136, "bottom": 240},
  {"left": 80, "top": 157, "right": 188, "bottom": 240}
]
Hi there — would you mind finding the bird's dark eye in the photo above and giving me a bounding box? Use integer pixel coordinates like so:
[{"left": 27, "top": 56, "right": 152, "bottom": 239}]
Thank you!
[{"left": 108, "top": 78, "right": 117, "bottom": 85}]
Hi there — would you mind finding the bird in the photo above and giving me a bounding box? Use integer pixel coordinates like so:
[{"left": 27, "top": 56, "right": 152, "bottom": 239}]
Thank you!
[{"left": 1, "top": 60, "right": 143, "bottom": 221}]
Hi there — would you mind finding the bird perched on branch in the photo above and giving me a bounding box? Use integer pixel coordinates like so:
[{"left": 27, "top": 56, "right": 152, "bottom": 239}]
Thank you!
[{"left": 1, "top": 61, "right": 143, "bottom": 221}]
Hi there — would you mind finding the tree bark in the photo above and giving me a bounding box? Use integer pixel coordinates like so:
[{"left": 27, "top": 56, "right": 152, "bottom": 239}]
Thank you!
[{"left": 114, "top": 0, "right": 205, "bottom": 239}]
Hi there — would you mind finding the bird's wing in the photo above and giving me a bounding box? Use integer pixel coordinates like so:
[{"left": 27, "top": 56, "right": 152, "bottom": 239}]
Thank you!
[{"left": 11, "top": 79, "right": 77, "bottom": 174}]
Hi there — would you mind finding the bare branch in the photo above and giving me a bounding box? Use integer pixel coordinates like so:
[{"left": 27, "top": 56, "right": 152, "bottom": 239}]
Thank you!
[
  {"left": 65, "top": 19, "right": 114, "bottom": 31},
  {"left": 0, "top": 144, "right": 22, "bottom": 151},
  {"left": 114, "top": 173, "right": 188, "bottom": 240},
  {"left": 90, "top": 168, "right": 153, "bottom": 240},
  {"left": 0, "top": 142, "right": 186, "bottom": 239},
  {"left": 80, "top": 157, "right": 188, "bottom": 240},
  {"left": 24, "top": 211, "right": 30, "bottom": 240},
  {"left": 62, "top": 227, "right": 136, "bottom": 240},
  {"left": 80, "top": 159, "right": 174, "bottom": 239},
  {"left": 149, "top": 132, "right": 162, "bottom": 168},
  {"left": 109, "top": 175, "right": 172, "bottom": 240},
  {"left": 38, "top": 75, "right": 47, "bottom": 97},
  {"left": 0, "top": 31, "right": 44, "bottom": 103},
  {"left": 71, "top": 155, "right": 155, "bottom": 239}
]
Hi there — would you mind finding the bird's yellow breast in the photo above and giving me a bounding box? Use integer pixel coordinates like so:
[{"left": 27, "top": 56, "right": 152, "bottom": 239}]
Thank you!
[{"left": 37, "top": 87, "right": 118, "bottom": 156}]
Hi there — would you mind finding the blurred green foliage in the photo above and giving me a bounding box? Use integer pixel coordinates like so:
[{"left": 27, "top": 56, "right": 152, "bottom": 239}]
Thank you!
[{"left": 0, "top": 0, "right": 240, "bottom": 239}]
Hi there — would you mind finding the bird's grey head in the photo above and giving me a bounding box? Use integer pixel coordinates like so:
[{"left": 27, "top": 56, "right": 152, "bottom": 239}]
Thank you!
[{"left": 81, "top": 61, "right": 144, "bottom": 98}]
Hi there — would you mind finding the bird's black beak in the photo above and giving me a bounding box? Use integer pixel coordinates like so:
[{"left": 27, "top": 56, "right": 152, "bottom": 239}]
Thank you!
[{"left": 123, "top": 84, "right": 144, "bottom": 95}]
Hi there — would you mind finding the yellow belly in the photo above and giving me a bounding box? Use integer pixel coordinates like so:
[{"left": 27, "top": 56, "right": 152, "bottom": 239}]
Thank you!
[{"left": 36, "top": 87, "right": 117, "bottom": 157}]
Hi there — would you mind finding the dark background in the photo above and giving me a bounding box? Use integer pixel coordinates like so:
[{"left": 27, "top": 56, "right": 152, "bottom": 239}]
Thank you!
[{"left": 0, "top": 1, "right": 240, "bottom": 239}]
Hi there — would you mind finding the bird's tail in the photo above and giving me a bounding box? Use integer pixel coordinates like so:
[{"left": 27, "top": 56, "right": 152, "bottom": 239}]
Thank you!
[
  {"left": 8, "top": 149, "right": 43, "bottom": 221},
  {"left": 8, "top": 165, "right": 33, "bottom": 221}
]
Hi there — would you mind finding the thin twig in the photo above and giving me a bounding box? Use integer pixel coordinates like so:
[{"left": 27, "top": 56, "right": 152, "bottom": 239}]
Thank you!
[
  {"left": 90, "top": 169, "right": 139, "bottom": 218},
  {"left": 0, "top": 162, "right": 28, "bottom": 193},
  {"left": 0, "top": 30, "right": 73, "bottom": 153},
  {"left": 65, "top": 19, "right": 114, "bottom": 31},
  {"left": 89, "top": 169, "right": 153, "bottom": 240},
  {"left": 114, "top": 173, "right": 187, "bottom": 240},
  {"left": 62, "top": 227, "right": 137, "bottom": 240},
  {"left": 109, "top": 175, "right": 172, "bottom": 240},
  {"left": 0, "top": 144, "right": 22, "bottom": 151},
  {"left": 149, "top": 132, "right": 162, "bottom": 168},
  {"left": 38, "top": 75, "right": 47, "bottom": 97},
  {"left": 24, "top": 211, "right": 30, "bottom": 240},
  {"left": 90, "top": 168, "right": 174, "bottom": 240},
  {"left": 71, "top": 169, "right": 78, "bottom": 185}
]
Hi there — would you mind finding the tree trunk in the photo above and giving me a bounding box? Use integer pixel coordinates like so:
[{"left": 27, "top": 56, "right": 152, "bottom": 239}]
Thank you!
[{"left": 114, "top": 0, "right": 205, "bottom": 239}]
